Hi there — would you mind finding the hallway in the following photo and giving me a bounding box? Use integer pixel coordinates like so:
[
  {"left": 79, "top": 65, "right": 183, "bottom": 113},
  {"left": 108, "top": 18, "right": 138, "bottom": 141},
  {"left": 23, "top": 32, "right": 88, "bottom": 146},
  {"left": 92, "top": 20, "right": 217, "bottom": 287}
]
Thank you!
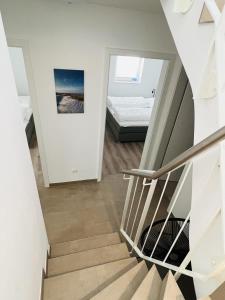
[
  {"left": 30, "top": 137, "right": 175, "bottom": 244},
  {"left": 30, "top": 138, "right": 126, "bottom": 243},
  {"left": 39, "top": 176, "right": 126, "bottom": 243}
]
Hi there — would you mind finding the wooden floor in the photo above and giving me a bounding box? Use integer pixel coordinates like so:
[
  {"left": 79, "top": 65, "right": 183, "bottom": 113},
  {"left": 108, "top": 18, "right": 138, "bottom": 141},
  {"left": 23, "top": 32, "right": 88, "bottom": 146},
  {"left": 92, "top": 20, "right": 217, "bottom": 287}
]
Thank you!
[
  {"left": 30, "top": 135, "right": 175, "bottom": 245},
  {"left": 102, "top": 126, "right": 144, "bottom": 177},
  {"left": 30, "top": 136, "right": 127, "bottom": 243}
]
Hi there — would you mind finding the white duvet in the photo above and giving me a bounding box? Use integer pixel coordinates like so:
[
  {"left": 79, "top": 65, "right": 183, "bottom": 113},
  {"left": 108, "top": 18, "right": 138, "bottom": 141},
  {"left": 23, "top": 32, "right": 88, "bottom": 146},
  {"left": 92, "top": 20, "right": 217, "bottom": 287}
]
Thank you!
[
  {"left": 113, "top": 106, "right": 153, "bottom": 122},
  {"left": 107, "top": 96, "right": 154, "bottom": 109}
]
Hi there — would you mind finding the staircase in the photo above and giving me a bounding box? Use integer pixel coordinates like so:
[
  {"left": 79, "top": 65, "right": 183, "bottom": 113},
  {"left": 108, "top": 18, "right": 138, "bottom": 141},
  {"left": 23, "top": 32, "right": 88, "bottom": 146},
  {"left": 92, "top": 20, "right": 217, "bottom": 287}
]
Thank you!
[
  {"left": 160, "top": 0, "right": 225, "bottom": 297},
  {"left": 43, "top": 232, "right": 186, "bottom": 300},
  {"left": 42, "top": 2, "right": 225, "bottom": 299},
  {"left": 42, "top": 127, "right": 225, "bottom": 300}
]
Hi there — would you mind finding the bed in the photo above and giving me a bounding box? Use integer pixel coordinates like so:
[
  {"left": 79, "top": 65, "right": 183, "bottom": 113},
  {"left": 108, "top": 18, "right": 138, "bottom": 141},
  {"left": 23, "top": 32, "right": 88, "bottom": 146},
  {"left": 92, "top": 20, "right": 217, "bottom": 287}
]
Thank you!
[
  {"left": 106, "top": 96, "right": 155, "bottom": 142},
  {"left": 18, "top": 96, "right": 35, "bottom": 145}
]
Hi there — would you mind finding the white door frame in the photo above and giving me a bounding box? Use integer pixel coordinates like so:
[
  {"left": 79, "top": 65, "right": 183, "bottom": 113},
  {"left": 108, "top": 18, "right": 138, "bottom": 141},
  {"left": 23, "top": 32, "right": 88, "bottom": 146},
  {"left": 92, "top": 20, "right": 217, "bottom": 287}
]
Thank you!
[
  {"left": 97, "top": 47, "right": 181, "bottom": 181},
  {"left": 140, "top": 55, "right": 183, "bottom": 170},
  {"left": 7, "top": 39, "right": 50, "bottom": 187}
]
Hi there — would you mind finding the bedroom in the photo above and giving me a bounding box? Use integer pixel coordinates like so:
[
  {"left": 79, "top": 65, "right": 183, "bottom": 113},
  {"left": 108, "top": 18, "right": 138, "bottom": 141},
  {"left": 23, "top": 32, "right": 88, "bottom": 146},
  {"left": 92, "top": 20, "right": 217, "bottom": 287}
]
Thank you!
[
  {"left": 102, "top": 54, "right": 164, "bottom": 177},
  {"left": 8, "top": 46, "right": 42, "bottom": 183}
]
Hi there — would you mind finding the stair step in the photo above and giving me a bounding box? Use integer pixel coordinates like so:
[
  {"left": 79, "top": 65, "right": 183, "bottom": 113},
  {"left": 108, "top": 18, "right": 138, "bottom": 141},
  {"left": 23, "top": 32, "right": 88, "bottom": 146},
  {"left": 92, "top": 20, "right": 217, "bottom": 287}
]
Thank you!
[
  {"left": 47, "top": 242, "right": 129, "bottom": 277},
  {"left": 50, "top": 232, "right": 121, "bottom": 258},
  {"left": 131, "top": 265, "right": 162, "bottom": 300},
  {"left": 43, "top": 257, "right": 137, "bottom": 300},
  {"left": 91, "top": 260, "right": 148, "bottom": 300},
  {"left": 200, "top": 280, "right": 225, "bottom": 300},
  {"left": 159, "top": 271, "right": 185, "bottom": 300}
]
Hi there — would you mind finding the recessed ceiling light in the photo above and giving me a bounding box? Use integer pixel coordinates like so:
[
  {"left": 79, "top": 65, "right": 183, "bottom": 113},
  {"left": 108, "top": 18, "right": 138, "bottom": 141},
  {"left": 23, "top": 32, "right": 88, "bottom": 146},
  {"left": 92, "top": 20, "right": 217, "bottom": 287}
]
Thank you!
[{"left": 174, "top": 0, "right": 194, "bottom": 14}]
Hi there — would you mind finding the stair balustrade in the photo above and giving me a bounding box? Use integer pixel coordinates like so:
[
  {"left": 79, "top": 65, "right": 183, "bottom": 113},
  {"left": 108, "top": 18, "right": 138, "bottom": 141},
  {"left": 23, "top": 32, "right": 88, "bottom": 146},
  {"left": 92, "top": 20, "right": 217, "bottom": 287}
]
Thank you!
[{"left": 120, "top": 125, "right": 225, "bottom": 281}]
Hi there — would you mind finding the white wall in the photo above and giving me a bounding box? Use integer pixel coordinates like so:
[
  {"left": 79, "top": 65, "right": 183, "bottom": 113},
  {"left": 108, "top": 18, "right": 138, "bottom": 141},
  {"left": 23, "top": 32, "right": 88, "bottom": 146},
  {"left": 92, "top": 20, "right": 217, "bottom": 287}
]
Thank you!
[
  {"left": 160, "top": 0, "right": 214, "bottom": 96},
  {"left": 162, "top": 82, "right": 194, "bottom": 180},
  {"left": 108, "top": 56, "right": 163, "bottom": 98},
  {"left": 0, "top": 0, "right": 177, "bottom": 184},
  {"left": 0, "top": 14, "right": 49, "bottom": 300},
  {"left": 140, "top": 57, "right": 183, "bottom": 171},
  {"left": 8, "top": 47, "right": 29, "bottom": 96},
  {"left": 161, "top": 1, "right": 225, "bottom": 297},
  {"left": 165, "top": 82, "right": 194, "bottom": 218}
]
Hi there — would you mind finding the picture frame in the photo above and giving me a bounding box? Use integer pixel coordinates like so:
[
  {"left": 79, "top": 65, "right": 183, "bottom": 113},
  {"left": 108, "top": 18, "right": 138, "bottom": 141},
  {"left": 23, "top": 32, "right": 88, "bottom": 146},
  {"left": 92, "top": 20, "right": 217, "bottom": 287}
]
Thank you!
[{"left": 54, "top": 68, "right": 84, "bottom": 114}]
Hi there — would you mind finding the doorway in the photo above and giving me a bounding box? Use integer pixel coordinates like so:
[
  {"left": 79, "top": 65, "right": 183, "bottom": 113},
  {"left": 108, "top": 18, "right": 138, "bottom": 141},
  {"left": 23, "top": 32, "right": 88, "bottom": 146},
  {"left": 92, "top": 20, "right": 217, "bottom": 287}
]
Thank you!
[
  {"left": 101, "top": 53, "right": 166, "bottom": 178},
  {"left": 8, "top": 46, "right": 44, "bottom": 186}
]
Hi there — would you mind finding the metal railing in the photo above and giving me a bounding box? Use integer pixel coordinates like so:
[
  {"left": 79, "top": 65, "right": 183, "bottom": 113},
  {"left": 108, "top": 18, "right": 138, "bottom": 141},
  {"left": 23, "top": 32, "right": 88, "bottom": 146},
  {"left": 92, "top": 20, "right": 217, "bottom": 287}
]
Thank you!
[
  {"left": 120, "top": 126, "right": 225, "bottom": 280},
  {"left": 123, "top": 125, "right": 225, "bottom": 180},
  {"left": 119, "top": 0, "right": 225, "bottom": 281}
]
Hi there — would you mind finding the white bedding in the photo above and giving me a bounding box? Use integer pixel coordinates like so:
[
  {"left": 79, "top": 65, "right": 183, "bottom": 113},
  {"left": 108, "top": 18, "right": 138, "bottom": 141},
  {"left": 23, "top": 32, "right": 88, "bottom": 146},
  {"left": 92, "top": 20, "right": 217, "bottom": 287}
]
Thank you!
[
  {"left": 107, "top": 96, "right": 154, "bottom": 127},
  {"left": 113, "top": 106, "right": 153, "bottom": 122},
  {"left": 107, "top": 96, "right": 155, "bottom": 109}
]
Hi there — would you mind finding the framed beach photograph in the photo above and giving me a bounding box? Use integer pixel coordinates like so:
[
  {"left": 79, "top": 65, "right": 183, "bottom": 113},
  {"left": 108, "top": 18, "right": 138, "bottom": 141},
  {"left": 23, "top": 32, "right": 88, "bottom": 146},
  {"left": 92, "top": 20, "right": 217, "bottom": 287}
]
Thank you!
[{"left": 54, "top": 68, "right": 84, "bottom": 114}]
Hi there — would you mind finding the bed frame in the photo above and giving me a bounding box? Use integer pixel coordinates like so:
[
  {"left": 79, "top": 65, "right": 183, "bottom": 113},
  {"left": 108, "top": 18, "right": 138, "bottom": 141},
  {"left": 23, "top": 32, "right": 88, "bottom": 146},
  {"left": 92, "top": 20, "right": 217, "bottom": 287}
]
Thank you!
[{"left": 106, "top": 108, "right": 148, "bottom": 142}]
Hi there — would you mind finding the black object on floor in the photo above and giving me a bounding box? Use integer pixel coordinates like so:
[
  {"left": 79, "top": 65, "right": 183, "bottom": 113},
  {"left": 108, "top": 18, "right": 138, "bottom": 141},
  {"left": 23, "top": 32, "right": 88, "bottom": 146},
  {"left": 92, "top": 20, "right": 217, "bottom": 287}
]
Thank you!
[{"left": 140, "top": 218, "right": 190, "bottom": 267}]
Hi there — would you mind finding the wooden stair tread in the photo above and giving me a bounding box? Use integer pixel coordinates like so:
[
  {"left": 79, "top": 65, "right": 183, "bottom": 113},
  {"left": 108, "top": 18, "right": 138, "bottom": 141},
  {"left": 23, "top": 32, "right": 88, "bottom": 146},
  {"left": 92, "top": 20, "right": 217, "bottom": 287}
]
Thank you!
[
  {"left": 43, "top": 257, "right": 137, "bottom": 300},
  {"left": 50, "top": 232, "right": 121, "bottom": 258},
  {"left": 131, "top": 264, "right": 162, "bottom": 300},
  {"left": 47, "top": 242, "right": 129, "bottom": 277},
  {"left": 91, "top": 260, "right": 148, "bottom": 300},
  {"left": 159, "top": 271, "right": 185, "bottom": 300}
]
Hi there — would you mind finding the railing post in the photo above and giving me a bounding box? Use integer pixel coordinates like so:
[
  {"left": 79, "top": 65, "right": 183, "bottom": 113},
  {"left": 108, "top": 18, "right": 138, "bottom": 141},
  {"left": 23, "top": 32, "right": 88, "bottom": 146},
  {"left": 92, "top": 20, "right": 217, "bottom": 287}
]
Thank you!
[
  {"left": 125, "top": 176, "right": 140, "bottom": 232},
  {"left": 130, "top": 178, "right": 151, "bottom": 239},
  {"left": 120, "top": 175, "right": 134, "bottom": 231},
  {"left": 141, "top": 172, "right": 171, "bottom": 252},
  {"left": 204, "top": 0, "right": 221, "bottom": 25},
  {"left": 150, "top": 163, "right": 192, "bottom": 259},
  {"left": 132, "top": 179, "right": 158, "bottom": 249}
]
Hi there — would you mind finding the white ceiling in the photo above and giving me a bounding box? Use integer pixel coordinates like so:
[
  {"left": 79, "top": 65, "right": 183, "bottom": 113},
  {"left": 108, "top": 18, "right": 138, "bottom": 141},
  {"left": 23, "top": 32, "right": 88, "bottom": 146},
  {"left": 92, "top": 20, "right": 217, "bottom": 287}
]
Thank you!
[{"left": 62, "top": 0, "right": 162, "bottom": 13}]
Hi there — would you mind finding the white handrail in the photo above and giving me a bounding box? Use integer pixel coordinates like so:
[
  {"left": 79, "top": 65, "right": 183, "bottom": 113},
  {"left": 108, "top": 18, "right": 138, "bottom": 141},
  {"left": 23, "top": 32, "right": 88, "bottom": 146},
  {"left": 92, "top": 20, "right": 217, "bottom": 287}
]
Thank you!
[
  {"left": 205, "top": 0, "right": 221, "bottom": 24},
  {"left": 120, "top": 0, "right": 225, "bottom": 282},
  {"left": 120, "top": 152, "right": 223, "bottom": 280}
]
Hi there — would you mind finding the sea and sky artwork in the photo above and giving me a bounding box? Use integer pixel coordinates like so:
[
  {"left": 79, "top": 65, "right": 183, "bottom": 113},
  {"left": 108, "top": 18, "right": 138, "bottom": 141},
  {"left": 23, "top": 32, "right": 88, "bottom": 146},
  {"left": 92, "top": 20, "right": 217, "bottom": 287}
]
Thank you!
[{"left": 54, "top": 68, "right": 84, "bottom": 114}]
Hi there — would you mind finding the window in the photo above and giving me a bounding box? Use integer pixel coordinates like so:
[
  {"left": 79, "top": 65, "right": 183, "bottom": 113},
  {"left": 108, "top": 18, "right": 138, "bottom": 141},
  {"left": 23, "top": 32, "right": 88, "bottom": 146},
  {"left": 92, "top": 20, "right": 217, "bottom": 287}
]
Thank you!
[{"left": 115, "top": 56, "right": 144, "bottom": 84}]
